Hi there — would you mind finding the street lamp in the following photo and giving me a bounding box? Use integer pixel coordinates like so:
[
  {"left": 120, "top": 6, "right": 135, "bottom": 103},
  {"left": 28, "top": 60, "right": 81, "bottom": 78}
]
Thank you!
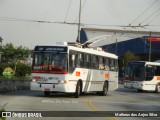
[{"left": 0, "top": 36, "right": 3, "bottom": 63}]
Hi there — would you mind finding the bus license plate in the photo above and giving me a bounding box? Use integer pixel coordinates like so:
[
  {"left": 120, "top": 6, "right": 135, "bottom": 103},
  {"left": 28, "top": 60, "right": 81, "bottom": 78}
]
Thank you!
[{"left": 44, "top": 88, "right": 50, "bottom": 91}]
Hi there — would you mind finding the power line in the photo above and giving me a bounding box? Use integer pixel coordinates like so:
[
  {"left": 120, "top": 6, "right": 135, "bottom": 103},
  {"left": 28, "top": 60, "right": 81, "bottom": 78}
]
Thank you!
[
  {"left": 140, "top": 7, "right": 160, "bottom": 25},
  {"left": 1, "top": 16, "right": 159, "bottom": 30},
  {"left": 0, "top": 17, "right": 79, "bottom": 25},
  {"left": 130, "top": 0, "right": 158, "bottom": 25},
  {"left": 147, "top": 11, "right": 160, "bottom": 24},
  {"left": 64, "top": 0, "right": 72, "bottom": 22}
]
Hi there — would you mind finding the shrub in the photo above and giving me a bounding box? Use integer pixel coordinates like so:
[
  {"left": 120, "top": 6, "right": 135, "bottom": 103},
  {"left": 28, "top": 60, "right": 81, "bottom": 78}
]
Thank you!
[{"left": 0, "top": 62, "right": 31, "bottom": 78}]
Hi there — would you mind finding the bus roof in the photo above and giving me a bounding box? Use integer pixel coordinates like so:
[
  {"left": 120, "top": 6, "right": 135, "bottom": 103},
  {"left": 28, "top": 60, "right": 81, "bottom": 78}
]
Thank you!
[
  {"left": 68, "top": 46, "right": 118, "bottom": 59},
  {"left": 34, "top": 43, "right": 118, "bottom": 59},
  {"left": 128, "top": 61, "right": 160, "bottom": 66}
]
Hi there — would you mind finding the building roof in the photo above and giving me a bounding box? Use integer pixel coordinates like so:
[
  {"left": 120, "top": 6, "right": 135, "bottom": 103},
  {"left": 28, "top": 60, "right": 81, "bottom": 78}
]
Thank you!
[{"left": 82, "top": 28, "right": 160, "bottom": 35}]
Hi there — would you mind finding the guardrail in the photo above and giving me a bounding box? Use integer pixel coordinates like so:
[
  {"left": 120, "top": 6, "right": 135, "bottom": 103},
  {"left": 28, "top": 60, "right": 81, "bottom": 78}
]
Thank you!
[{"left": 0, "top": 80, "right": 31, "bottom": 93}]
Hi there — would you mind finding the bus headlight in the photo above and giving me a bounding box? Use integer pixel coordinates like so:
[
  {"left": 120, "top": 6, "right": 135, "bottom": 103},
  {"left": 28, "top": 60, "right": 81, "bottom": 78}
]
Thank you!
[
  {"left": 58, "top": 80, "right": 68, "bottom": 84},
  {"left": 32, "top": 79, "right": 36, "bottom": 82},
  {"left": 32, "top": 76, "right": 41, "bottom": 82}
]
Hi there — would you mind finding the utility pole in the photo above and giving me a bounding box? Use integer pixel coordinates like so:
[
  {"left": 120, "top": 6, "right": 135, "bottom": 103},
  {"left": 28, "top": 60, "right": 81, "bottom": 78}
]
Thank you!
[
  {"left": 77, "top": 0, "right": 82, "bottom": 43},
  {"left": 115, "top": 38, "right": 118, "bottom": 55},
  {"left": 149, "top": 31, "right": 151, "bottom": 61},
  {"left": 0, "top": 36, "right": 3, "bottom": 63}
]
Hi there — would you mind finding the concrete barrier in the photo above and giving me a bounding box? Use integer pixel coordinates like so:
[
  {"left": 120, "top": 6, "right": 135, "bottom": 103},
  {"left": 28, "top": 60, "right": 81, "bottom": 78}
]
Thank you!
[{"left": 0, "top": 80, "right": 31, "bottom": 92}]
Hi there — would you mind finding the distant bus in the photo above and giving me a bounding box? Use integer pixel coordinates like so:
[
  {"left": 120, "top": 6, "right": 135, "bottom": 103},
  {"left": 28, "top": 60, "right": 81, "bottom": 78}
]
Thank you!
[
  {"left": 30, "top": 42, "right": 118, "bottom": 98},
  {"left": 124, "top": 61, "right": 160, "bottom": 93}
]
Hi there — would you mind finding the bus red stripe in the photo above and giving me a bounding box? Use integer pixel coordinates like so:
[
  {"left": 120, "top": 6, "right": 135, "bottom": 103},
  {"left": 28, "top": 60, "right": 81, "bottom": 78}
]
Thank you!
[{"left": 32, "top": 70, "right": 68, "bottom": 74}]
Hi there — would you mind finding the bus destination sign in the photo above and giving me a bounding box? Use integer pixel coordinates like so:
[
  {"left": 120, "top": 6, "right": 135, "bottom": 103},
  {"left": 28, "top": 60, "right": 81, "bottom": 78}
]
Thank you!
[{"left": 34, "top": 46, "right": 67, "bottom": 52}]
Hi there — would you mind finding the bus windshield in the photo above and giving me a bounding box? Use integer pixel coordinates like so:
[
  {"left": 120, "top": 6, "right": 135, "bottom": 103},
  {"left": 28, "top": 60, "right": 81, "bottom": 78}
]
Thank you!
[
  {"left": 125, "top": 62, "right": 145, "bottom": 81},
  {"left": 32, "top": 52, "right": 68, "bottom": 73}
]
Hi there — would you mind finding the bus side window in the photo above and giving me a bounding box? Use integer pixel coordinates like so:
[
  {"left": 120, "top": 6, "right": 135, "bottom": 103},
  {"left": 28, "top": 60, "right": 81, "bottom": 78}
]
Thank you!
[
  {"left": 91, "top": 55, "right": 94, "bottom": 69},
  {"left": 104, "top": 58, "right": 109, "bottom": 71},
  {"left": 99, "top": 57, "right": 104, "bottom": 70},
  {"left": 76, "top": 52, "right": 80, "bottom": 67},
  {"left": 69, "top": 51, "right": 76, "bottom": 73},
  {"left": 115, "top": 60, "right": 118, "bottom": 72},
  {"left": 155, "top": 66, "right": 160, "bottom": 76},
  {"left": 145, "top": 65, "right": 154, "bottom": 81},
  {"left": 110, "top": 59, "right": 116, "bottom": 71},
  {"left": 75, "top": 53, "right": 84, "bottom": 68},
  {"left": 96, "top": 56, "right": 99, "bottom": 69},
  {"left": 84, "top": 54, "right": 91, "bottom": 68},
  {"left": 87, "top": 55, "right": 91, "bottom": 68},
  {"left": 91, "top": 55, "right": 98, "bottom": 69}
]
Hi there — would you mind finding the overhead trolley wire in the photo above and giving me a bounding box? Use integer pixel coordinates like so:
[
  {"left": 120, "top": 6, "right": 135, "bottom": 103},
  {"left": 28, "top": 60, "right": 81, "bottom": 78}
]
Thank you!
[
  {"left": 130, "top": 0, "right": 158, "bottom": 25},
  {"left": 0, "top": 17, "right": 79, "bottom": 25},
  {"left": 140, "top": 8, "right": 160, "bottom": 24},
  {"left": 64, "top": 0, "right": 72, "bottom": 22},
  {"left": 1, "top": 16, "right": 158, "bottom": 29},
  {"left": 0, "top": 16, "right": 159, "bottom": 32},
  {"left": 147, "top": 11, "right": 160, "bottom": 25},
  {"left": 140, "top": 7, "right": 160, "bottom": 25}
]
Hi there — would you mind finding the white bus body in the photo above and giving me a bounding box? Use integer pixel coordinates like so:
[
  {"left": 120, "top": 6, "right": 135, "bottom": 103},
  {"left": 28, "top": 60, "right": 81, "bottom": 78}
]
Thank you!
[
  {"left": 30, "top": 42, "right": 118, "bottom": 97},
  {"left": 124, "top": 61, "right": 160, "bottom": 93}
]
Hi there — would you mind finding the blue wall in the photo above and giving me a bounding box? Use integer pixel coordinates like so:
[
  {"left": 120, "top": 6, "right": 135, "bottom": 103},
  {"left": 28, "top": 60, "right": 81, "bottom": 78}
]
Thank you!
[
  {"left": 80, "top": 29, "right": 88, "bottom": 44},
  {"left": 80, "top": 29, "right": 160, "bottom": 56},
  {"left": 102, "top": 37, "right": 160, "bottom": 56}
]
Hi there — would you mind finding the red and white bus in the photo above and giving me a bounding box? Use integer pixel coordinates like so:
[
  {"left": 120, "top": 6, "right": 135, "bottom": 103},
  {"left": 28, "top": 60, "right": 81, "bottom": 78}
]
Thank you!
[
  {"left": 124, "top": 61, "right": 160, "bottom": 93},
  {"left": 30, "top": 42, "right": 118, "bottom": 98}
]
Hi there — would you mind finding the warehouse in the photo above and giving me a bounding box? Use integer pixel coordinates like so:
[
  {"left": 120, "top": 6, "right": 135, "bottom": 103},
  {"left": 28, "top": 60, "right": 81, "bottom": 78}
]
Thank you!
[{"left": 80, "top": 28, "right": 160, "bottom": 58}]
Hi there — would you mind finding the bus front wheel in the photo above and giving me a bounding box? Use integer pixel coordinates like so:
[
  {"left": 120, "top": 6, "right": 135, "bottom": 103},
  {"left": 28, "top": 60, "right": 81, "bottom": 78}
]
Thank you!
[
  {"left": 74, "top": 82, "right": 81, "bottom": 98},
  {"left": 155, "top": 84, "right": 160, "bottom": 93},
  {"left": 44, "top": 91, "right": 50, "bottom": 96}
]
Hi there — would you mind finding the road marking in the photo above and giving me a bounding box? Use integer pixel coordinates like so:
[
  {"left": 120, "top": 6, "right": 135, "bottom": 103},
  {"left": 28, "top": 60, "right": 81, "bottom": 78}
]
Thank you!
[
  {"left": 86, "top": 100, "right": 99, "bottom": 111},
  {"left": 85, "top": 100, "right": 118, "bottom": 120}
]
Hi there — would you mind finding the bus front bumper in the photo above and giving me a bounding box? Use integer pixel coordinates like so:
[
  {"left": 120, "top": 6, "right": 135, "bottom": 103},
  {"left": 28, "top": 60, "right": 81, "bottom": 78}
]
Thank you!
[{"left": 30, "top": 82, "right": 69, "bottom": 93}]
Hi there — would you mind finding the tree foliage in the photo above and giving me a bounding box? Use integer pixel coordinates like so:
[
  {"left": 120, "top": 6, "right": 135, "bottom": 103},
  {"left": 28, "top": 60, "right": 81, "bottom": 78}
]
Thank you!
[
  {"left": 123, "top": 51, "right": 139, "bottom": 67},
  {"left": 0, "top": 43, "right": 32, "bottom": 78},
  {"left": 1, "top": 43, "right": 30, "bottom": 63}
]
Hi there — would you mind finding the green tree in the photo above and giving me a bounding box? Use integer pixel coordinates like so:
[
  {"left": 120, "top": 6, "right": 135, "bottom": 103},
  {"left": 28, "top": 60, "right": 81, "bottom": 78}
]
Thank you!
[
  {"left": 2, "top": 43, "right": 15, "bottom": 62},
  {"left": 1, "top": 43, "right": 30, "bottom": 63},
  {"left": 15, "top": 46, "right": 30, "bottom": 61},
  {"left": 123, "top": 51, "right": 139, "bottom": 68}
]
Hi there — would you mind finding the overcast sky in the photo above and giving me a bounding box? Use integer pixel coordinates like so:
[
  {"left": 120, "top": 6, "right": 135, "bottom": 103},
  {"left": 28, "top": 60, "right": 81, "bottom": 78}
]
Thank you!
[{"left": 0, "top": 0, "right": 160, "bottom": 49}]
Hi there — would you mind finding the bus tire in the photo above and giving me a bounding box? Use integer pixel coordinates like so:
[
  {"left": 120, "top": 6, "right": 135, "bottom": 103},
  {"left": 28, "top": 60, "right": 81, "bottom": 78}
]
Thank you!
[
  {"left": 44, "top": 91, "right": 50, "bottom": 96},
  {"left": 74, "top": 81, "right": 81, "bottom": 98},
  {"left": 155, "top": 84, "right": 160, "bottom": 93},
  {"left": 102, "top": 82, "right": 108, "bottom": 96},
  {"left": 137, "top": 89, "right": 144, "bottom": 93}
]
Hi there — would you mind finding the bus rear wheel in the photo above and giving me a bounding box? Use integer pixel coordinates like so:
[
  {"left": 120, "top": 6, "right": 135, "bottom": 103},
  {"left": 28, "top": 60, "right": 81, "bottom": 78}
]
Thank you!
[
  {"left": 137, "top": 89, "right": 144, "bottom": 93},
  {"left": 102, "top": 82, "right": 108, "bottom": 96},
  {"left": 155, "top": 84, "right": 160, "bottom": 93}
]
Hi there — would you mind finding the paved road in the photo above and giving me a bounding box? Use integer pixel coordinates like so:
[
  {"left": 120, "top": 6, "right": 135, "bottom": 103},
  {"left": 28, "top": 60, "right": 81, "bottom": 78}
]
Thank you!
[{"left": 0, "top": 84, "right": 160, "bottom": 120}]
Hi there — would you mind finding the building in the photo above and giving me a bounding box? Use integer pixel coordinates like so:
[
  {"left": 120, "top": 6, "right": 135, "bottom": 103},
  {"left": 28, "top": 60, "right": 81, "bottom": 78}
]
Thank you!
[{"left": 80, "top": 28, "right": 160, "bottom": 59}]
